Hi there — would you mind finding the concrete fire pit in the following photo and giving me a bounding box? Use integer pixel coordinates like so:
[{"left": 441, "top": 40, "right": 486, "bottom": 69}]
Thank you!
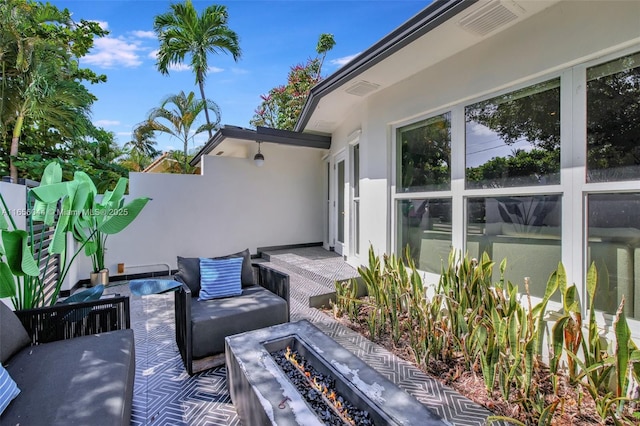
[{"left": 225, "top": 320, "right": 447, "bottom": 425}]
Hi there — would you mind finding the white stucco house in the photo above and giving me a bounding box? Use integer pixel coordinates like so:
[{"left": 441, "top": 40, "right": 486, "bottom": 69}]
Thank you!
[{"left": 93, "top": 0, "right": 640, "bottom": 339}]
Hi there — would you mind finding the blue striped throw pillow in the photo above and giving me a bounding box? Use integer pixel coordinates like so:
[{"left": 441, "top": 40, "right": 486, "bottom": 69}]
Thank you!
[
  {"left": 198, "top": 257, "right": 243, "bottom": 301},
  {"left": 0, "top": 365, "right": 20, "bottom": 415}
]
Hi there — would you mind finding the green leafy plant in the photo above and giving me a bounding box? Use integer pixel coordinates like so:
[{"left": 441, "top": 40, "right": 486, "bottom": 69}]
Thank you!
[
  {"left": 70, "top": 173, "right": 150, "bottom": 274},
  {"left": 0, "top": 162, "right": 150, "bottom": 308},
  {"left": 333, "top": 246, "right": 640, "bottom": 424},
  {"left": 0, "top": 163, "right": 93, "bottom": 309}
]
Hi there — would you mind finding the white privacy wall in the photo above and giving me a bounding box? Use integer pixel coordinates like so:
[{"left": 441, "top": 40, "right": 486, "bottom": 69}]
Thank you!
[{"left": 89, "top": 144, "right": 325, "bottom": 283}]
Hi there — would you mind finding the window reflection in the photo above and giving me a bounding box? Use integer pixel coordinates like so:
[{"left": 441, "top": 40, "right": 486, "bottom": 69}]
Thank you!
[
  {"left": 397, "top": 198, "right": 451, "bottom": 273},
  {"left": 466, "top": 195, "right": 562, "bottom": 299},
  {"left": 587, "top": 193, "right": 640, "bottom": 319},
  {"left": 397, "top": 113, "right": 451, "bottom": 193},
  {"left": 465, "top": 79, "right": 560, "bottom": 188},
  {"left": 587, "top": 53, "right": 640, "bottom": 182}
]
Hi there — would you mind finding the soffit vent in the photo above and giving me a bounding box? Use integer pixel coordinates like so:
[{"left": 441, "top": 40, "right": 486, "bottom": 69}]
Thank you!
[
  {"left": 312, "top": 120, "right": 336, "bottom": 130},
  {"left": 345, "top": 80, "right": 381, "bottom": 97},
  {"left": 459, "top": 0, "right": 525, "bottom": 37}
]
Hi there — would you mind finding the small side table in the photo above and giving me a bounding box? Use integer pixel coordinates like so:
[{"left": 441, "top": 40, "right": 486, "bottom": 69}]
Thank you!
[{"left": 129, "top": 279, "right": 182, "bottom": 296}]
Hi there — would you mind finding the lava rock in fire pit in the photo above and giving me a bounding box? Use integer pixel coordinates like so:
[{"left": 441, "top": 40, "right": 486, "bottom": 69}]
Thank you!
[{"left": 272, "top": 347, "right": 375, "bottom": 426}]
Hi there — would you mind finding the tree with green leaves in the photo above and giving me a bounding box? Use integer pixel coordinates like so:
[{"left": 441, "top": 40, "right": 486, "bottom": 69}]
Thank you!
[
  {"left": 0, "top": 0, "right": 107, "bottom": 182},
  {"left": 126, "top": 122, "right": 160, "bottom": 159},
  {"left": 119, "top": 150, "right": 153, "bottom": 173},
  {"left": 145, "top": 91, "right": 220, "bottom": 173},
  {"left": 154, "top": 1, "right": 241, "bottom": 138},
  {"left": 251, "top": 33, "right": 335, "bottom": 130}
]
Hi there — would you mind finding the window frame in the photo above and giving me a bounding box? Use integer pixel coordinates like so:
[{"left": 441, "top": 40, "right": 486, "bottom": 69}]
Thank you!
[{"left": 389, "top": 46, "right": 640, "bottom": 334}]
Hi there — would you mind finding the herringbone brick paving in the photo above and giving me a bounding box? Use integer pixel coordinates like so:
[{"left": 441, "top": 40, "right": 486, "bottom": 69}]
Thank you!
[{"left": 107, "top": 247, "right": 494, "bottom": 425}]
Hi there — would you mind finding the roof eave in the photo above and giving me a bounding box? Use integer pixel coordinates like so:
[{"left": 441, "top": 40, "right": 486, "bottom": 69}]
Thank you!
[
  {"left": 189, "top": 125, "right": 332, "bottom": 167},
  {"left": 294, "top": 0, "right": 477, "bottom": 132}
]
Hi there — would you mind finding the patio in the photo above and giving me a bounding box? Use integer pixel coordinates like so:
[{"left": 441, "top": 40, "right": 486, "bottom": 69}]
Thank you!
[{"left": 108, "top": 246, "right": 494, "bottom": 425}]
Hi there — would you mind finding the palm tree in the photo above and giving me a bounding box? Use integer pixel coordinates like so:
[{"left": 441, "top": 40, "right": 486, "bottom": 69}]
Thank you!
[
  {"left": 146, "top": 91, "right": 220, "bottom": 173},
  {"left": 126, "top": 122, "right": 160, "bottom": 158},
  {"left": 154, "top": 1, "right": 241, "bottom": 139}
]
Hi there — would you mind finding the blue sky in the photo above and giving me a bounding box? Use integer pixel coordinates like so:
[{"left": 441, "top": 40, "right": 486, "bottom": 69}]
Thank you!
[{"left": 51, "top": 0, "right": 428, "bottom": 153}]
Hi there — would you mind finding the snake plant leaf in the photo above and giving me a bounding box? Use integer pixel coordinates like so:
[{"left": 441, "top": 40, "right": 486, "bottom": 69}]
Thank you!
[
  {"left": 614, "top": 299, "right": 630, "bottom": 398},
  {"left": 550, "top": 316, "right": 569, "bottom": 373},
  {"left": 563, "top": 284, "right": 581, "bottom": 313},
  {"left": 98, "top": 197, "right": 150, "bottom": 235},
  {"left": 524, "top": 338, "right": 535, "bottom": 396},
  {"left": 2, "top": 230, "right": 39, "bottom": 276},
  {"left": 0, "top": 262, "right": 16, "bottom": 298}
]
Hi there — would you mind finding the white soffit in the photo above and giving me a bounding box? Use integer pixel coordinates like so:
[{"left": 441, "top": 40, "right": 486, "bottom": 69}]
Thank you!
[
  {"left": 304, "top": 0, "right": 560, "bottom": 133},
  {"left": 345, "top": 80, "right": 381, "bottom": 96},
  {"left": 459, "top": 0, "right": 525, "bottom": 37},
  {"left": 209, "top": 138, "right": 250, "bottom": 159}
]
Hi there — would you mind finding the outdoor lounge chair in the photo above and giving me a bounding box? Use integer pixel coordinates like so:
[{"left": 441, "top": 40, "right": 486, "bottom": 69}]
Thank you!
[
  {"left": 173, "top": 249, "right": 290, "bottom": 375},
  {"left": 1, "top": 297, "right": 134, "bottom": 425}
]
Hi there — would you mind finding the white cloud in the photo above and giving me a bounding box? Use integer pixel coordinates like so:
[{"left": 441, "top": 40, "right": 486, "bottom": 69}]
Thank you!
[
  {"left": 130, "top": 30, "right": 155, "bottom": 39},
  {"left": 330, "top": 53, "right": 360, "bottom": 67},
  {"left": 470, "top": 122, "right": 496, "bottom": 137},
  {"left": 94, "top": 119, "right": 121, "bottom": 127},
  {"left": 84, "top": 37, "right": 143, "bottom": 68},
  {"left": 208, "top": 66, "right": 224, "bottom": 73},
  {"left": 148, "top": 50, "right": 158, "bottom": 60},
  {"left": 91, "top": 20, "right": 109, "bottom": 30},
  {"left": 168, "top": 63, "right": 191, "bottom": 72}
]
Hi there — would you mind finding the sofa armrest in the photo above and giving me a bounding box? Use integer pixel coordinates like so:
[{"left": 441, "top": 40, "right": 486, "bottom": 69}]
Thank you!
[
  {"left": 174, "top": 280, "right": 194, "bottom": 375},
  {"left": 254, "top": 263, "right": 290, "bottom": 322},
  {"left": 14, "top": 295, "right": 130, "bottom": 345}
]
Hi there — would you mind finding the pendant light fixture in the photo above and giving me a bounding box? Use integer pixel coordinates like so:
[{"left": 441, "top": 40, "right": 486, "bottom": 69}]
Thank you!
[{"left": 254, "top": 141, "right": 265, "bottom": 167}]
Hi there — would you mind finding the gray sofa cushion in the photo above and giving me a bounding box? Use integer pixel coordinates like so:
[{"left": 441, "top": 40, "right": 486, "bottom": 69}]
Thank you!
[
  {"left": 176, "top": 256, "right": 201, "bottom": 295},
  {"left": 190, "top": 285, "right": 288, "bottom": 359},
  {"left": 0, "top": 302, "right": 30, "bottom": 365},
  {"left": 2, "top": 329, "right": 135, "bottom": 426},
  {"left": 176, "top": 249, "right": 255, "bottom": 296}
]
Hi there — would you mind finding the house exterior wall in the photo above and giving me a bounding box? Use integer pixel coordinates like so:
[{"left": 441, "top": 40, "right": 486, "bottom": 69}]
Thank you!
[
  {"left": 329, "top": 1, "right": 640, "bottom": 336},
  {"left": 95, "top": 143, "right": 324, "bottom": 281}
]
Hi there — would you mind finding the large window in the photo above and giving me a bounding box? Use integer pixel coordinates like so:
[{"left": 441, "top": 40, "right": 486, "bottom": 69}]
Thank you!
[
  {"left": 397, "top": 198, "right": 451, "bottom": 274},
  {"left": 397, "top": 113, "right": 451, "bottom": 193},
  {"left": 587, "top": 53, "right": 640, "bottom": 182},
  {"left": 587, "top": 193, "right": 640, "bottom": 320},
  {"left": 465, "top": 79, "right": 561, "bottom": 189},
  {"left": 390, "top": 49, "right": 640, "bottom": 332},
  {"left": 466, "top": 196, "right": 562, "bottom": 299}
]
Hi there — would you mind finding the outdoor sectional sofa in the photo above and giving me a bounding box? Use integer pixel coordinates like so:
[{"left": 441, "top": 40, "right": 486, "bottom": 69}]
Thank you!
[
  {"left": 0, "top": 296, "right": 134, "bottom": 426},
  {"left": 174, "top": 249, "right": 290, "bottom": 375}
]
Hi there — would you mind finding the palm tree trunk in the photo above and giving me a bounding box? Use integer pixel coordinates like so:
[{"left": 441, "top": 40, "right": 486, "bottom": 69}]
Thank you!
[
  {"left": 183, "top": 140, "right": 188, "bottom": 174},
  {"left": 197, "top": 71, "right": 213, "bottom": 139},
  {"left": 10, "top": 113, "right": 25, "bottom": 182}
]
